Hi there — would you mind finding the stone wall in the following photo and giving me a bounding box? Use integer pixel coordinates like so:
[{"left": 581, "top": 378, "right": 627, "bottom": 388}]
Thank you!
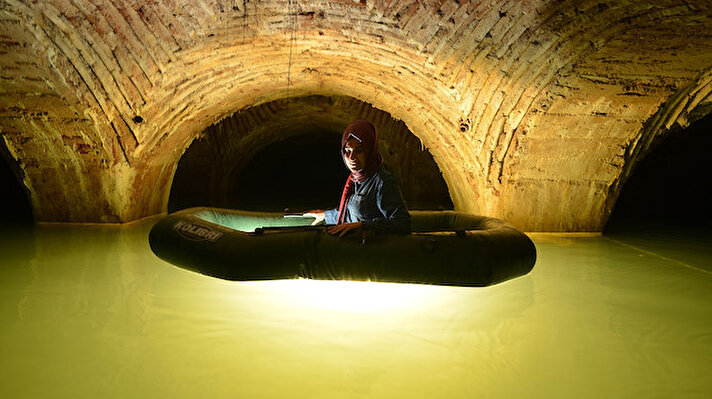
[{"left": 1, "top": 0, "right": 711, "bottom": 230}]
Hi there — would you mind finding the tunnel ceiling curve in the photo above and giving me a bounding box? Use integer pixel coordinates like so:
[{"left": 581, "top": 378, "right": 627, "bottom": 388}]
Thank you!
[
  {"left": 168, "top": 95, "right": 454, "bottom": 213},
  {"left": 1, "top": 0, "right": 712, "bottom": 230}
]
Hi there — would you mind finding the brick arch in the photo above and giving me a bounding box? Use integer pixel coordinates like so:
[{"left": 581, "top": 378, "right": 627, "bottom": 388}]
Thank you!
[
  {"left": 167, "top": 95, "right": 454, "bottom": 213},
  {"left": 1, "top": 1, "right": 711, "bottom": 230},
  {"left": 604, "top": 67, "right": 712, "bottom": 219},
  {"left": 138, "top": 40, "right": 468, "bottom": 218}
]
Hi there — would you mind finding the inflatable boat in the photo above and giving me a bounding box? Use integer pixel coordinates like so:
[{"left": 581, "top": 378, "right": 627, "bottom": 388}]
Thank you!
[{"left": 148, "top": 207, "right": 536, "bottom": 287}]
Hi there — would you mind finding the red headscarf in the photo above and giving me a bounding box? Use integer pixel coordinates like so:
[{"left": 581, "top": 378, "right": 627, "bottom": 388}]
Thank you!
[{"left": 336, "top": 120, "right": 383, "bottom": 224}]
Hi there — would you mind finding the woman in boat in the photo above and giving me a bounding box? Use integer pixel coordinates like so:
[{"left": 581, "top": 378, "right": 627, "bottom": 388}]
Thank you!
[{"left": 304, "top": 120, "right": 411, "bottom": 237}]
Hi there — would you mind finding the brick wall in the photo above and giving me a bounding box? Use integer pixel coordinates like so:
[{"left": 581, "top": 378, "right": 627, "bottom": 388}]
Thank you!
[{"left": 1, "top": 0, "right": 711, "bottom": 230}]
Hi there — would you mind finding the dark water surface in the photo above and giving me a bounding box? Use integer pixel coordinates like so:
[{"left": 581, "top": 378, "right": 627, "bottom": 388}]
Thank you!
[{"left": 1, "top": 221, "right": 710, "bottom": 398}]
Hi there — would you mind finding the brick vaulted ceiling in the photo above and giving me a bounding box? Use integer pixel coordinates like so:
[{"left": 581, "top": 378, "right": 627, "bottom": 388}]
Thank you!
[{"left": 1, "top": 0, "right": 711, "bottom": 230}]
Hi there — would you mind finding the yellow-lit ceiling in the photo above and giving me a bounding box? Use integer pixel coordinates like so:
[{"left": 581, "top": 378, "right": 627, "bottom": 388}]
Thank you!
[{"left": 1, "top": 0, "right": 711, "bottom": 231}]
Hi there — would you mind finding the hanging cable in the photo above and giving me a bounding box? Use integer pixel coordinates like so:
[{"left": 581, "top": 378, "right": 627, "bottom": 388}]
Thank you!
[{"left": 287, "top": 0, "right": 298, "bottom": 102}]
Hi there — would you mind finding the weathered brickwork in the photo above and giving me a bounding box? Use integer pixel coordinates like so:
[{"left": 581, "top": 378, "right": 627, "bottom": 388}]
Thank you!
[{"left": 1, "top": 0, "right": 711, "bottom": 230}]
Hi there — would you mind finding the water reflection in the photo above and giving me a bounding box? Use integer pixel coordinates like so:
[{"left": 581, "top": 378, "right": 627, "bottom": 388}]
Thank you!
[{"left": 0, "top": 224, "right": 710, "bottom": 398}]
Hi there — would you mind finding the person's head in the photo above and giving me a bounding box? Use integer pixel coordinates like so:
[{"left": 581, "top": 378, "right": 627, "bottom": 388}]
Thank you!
[
  {"left": 340, "top": 120, "right": 381, "bottom": 180},
  {"left": 343, "top": 136, "right": 366, "bottom": 175}
]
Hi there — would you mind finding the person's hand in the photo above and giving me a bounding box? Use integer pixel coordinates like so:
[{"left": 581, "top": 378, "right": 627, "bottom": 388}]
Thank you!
[
  {"left": 327, "top": 222, "right": 363, "bottom": 237},
  {"left": 303, "top": 210, "right": 325, "bottom": 226}
]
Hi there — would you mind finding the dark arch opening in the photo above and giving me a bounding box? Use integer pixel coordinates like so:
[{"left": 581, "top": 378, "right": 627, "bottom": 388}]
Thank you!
[
  {"left": 604, "top": 113, "right": 712, "bottom": 235},
  {"left": 168, "top": 95, "right": 453, "bottom": 213},
  {"left": 230, "top": 130, "right": 346, "bottom": 212},
  {"left": 0, "top": 140, "right": 34, "bottom": 224}
]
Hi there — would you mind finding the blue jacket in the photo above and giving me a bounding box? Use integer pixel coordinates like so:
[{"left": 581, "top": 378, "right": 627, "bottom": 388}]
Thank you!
[{"left": 325, "top": 166, "right": 411, "bottom": 233}]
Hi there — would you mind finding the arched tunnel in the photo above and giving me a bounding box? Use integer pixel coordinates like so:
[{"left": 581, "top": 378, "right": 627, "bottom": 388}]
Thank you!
[
  {"left": 1, "top": 1, "right": 712, "bottom": 397},
  {"left": 605, "top": 113, "right": 712, "bottom": 233},
  {"left": 2, "top": 0, "right": 711, "bottom": 231},
  {"left": 167, "top": 95, "right": 453, "bottom": 213},
  {"left": 0, "top": 138, "right": 33, "bottom": 224}
]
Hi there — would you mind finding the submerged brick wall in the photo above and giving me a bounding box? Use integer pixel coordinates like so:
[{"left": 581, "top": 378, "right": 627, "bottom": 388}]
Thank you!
[{"left": 1, "top": 0, "right": 711, "bottom": 229}]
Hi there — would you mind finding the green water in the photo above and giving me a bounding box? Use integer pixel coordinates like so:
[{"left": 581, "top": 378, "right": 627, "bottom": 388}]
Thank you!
[{"left": 1, "top": 221, "right": 710, "bottom": 398}]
